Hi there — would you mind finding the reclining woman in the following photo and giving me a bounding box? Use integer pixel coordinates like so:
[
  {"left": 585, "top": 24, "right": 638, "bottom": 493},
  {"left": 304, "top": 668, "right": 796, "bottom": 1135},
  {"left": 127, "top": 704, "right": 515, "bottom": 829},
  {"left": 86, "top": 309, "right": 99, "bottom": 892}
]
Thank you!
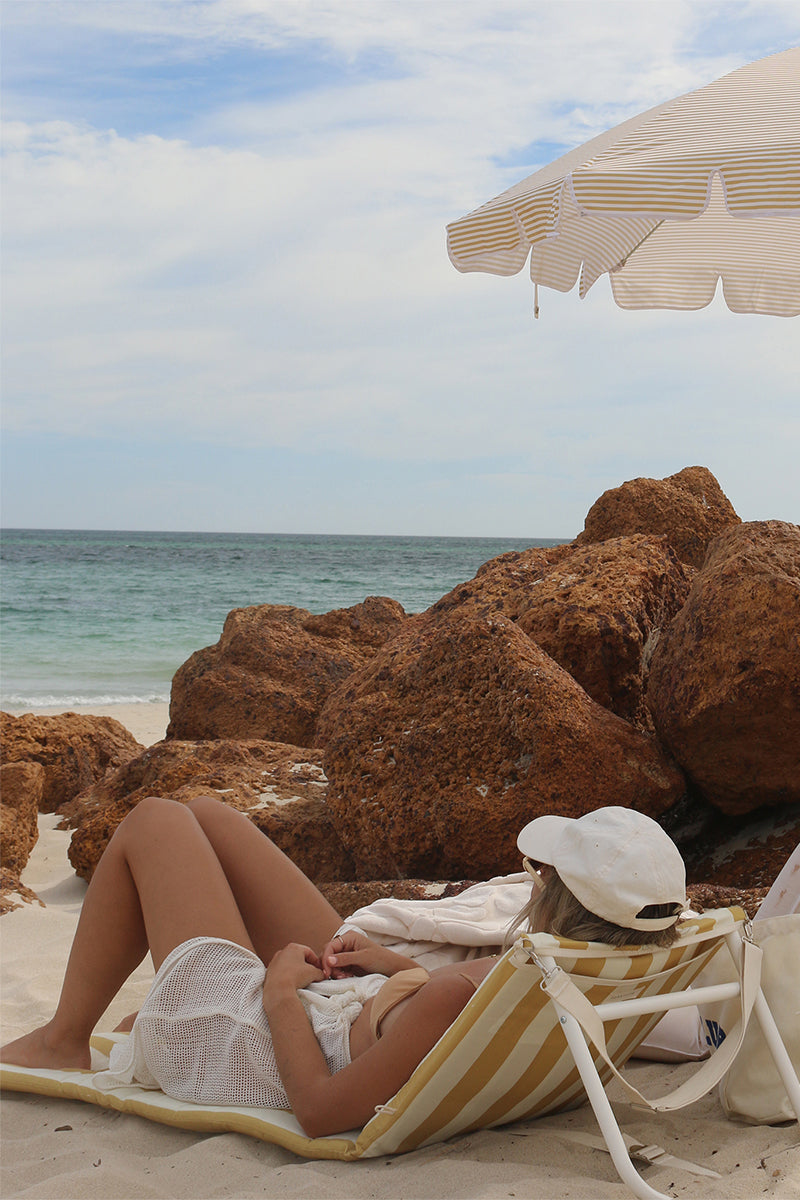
[{"left": 1, "top": 796, "right": 686, "bottom": 1138}]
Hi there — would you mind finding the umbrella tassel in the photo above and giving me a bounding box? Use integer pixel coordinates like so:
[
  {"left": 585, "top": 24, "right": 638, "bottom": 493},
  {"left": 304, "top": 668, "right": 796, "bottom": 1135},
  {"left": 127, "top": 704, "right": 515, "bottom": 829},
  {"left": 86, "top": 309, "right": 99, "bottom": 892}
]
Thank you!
[{"left": 534, "top": 282, "right": 540, "bottom": 319}]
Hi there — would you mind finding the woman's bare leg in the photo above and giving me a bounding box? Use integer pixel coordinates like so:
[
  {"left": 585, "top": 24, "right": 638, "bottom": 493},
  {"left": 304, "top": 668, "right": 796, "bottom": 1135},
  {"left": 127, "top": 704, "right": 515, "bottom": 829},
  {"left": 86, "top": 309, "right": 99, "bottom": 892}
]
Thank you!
[
  {"left": 1, "top": 796, "right": 254, "bottom": 1069},
  {"left": 184, "top": 795, "right": 342, "bottom": 963}
]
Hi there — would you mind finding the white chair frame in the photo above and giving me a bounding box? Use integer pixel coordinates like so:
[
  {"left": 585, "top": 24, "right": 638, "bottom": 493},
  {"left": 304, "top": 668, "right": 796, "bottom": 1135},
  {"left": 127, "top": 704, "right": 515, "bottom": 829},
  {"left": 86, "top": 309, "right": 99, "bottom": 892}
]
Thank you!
[{"left": 536, "top": 925, "right": 800, "bottom": 1200}]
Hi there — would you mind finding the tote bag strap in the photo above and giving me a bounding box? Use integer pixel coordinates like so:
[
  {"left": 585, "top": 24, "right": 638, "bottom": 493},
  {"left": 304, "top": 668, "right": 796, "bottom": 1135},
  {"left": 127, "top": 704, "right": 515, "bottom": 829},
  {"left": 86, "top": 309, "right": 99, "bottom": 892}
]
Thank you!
[{"left": 538, "top": 934, "right": 762, "bottom": 1112}]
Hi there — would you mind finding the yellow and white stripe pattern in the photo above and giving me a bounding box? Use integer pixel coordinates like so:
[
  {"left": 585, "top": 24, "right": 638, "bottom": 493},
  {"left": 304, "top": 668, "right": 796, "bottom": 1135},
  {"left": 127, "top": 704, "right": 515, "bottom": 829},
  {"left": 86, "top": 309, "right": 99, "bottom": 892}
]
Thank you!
[
  {"left": 0, "top": 907, "right": 745, "bottom": 1161},
  {"left": 447, "top": 48, "right": 800, "bottom": 315}
]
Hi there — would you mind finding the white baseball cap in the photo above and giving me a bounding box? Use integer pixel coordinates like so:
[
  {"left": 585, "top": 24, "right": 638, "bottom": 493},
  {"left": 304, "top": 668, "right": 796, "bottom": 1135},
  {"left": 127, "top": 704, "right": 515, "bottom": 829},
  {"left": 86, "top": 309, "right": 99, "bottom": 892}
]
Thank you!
[{"left": 516, "top": 806, "right": 686, "bottom": 932}]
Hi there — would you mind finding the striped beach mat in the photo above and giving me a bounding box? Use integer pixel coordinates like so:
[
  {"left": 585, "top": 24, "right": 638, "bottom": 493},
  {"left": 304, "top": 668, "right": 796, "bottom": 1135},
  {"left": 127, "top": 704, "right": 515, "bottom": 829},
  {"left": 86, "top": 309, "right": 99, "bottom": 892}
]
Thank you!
[{"left": 0, "top": 908, "right": 744, "bottom": 1160}]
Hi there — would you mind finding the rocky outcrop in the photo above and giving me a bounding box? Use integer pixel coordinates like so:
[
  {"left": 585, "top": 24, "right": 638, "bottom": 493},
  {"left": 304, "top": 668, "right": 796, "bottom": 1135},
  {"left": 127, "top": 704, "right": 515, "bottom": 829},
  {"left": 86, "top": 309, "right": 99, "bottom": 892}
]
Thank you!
[
  {"left": 432, "top": 543, "right": 575, "bottom": 621},
  {"left": 167, "top": 596, "right": 406, "bottom": 747},
  {"left": 321, "top": 611, "right": 685, "bottom": 880},
  {"left": 411, "top": 536, "right": 691, "bottom": 730},
  {"left": 63, "top": 739, "right": 353, "bottom": 884},
  {"left": 514, "top": 535, "right": 692, "bottom": 728},
  {"left": 318, "top": 878, "right": 479, "bottom": 915},
  {"left": 0, "top": 869, "right": 41, "bottom": 916},
  {"left": 0, "top": 761, "right": 42, "bottom": 873},
  {"left": 647, "top": 521, "right": 800, "bottom": 814},
  {"left": 575, "top": 466, "right": 740, "bottom": 568},
  {"left": 0, "top": 712, "right": 143, "bottom": 813}
]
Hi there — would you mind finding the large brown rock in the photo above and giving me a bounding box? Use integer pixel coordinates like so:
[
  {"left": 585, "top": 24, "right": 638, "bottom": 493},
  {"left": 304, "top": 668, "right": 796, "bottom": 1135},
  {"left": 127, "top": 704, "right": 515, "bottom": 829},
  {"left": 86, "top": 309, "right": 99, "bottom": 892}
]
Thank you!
[
  {"left": 432, "top": 543, "right": 575, "bottom": 621},
  {"left": 647, "top": 521, "right": 800, "bottom": 814},
  {"left": 576, "top": 466, "right": 740, "bottom": 568},
  {"left": 515, "top": 535, "right": 692, "bottom": 728},
  {"left": 63, "top": 738, "right": 354, "bottom": 884},
  {"left": 321, "top": 611, "right": 685, "bottom": 880},
  {"left": 0, "top": 761, "right": 43, "bottom": 873},
  {"left": 0, "top": 869, "right": 42, "bottom": 916},
  {"left": 0, "top": 712, "right": 143, "bottom": 813},
  {"left": 167, "top": 596, "right": 406, "bottom": 746},
  {"left": 416, "top": 537, "right": 690, "bottom": 730},
  {"left": 682, "top": 804, "right": 799, "bottom": 893}
]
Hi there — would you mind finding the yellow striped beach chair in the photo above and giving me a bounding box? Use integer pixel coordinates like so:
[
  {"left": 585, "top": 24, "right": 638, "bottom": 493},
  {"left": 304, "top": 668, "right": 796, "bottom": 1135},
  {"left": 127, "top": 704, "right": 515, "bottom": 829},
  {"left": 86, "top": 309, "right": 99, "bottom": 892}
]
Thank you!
[{"left": 3, "top": 907, "right": 798, "bottom": 1200}]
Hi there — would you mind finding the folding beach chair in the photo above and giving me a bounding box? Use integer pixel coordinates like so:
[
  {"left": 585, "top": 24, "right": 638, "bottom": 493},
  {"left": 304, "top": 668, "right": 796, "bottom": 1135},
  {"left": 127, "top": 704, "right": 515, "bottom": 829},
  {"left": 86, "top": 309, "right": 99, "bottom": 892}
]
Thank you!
[{"left": 3, "top": 906, "right": 798, "bottom": 1200}]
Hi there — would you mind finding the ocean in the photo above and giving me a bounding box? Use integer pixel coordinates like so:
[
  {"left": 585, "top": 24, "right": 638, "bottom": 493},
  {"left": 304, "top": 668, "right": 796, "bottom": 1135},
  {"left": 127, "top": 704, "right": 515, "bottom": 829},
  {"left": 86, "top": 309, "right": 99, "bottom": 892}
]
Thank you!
[{"left": 0, "top": 530, "right": 564, "bottom": 708}]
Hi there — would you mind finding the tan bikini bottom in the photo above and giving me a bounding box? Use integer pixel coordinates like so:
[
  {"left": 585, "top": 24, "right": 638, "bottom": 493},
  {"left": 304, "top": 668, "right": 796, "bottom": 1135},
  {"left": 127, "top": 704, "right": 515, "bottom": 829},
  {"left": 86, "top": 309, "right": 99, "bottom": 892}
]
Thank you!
[{"left": 369, "top": 965, "right": 480, "bottom": 1039}]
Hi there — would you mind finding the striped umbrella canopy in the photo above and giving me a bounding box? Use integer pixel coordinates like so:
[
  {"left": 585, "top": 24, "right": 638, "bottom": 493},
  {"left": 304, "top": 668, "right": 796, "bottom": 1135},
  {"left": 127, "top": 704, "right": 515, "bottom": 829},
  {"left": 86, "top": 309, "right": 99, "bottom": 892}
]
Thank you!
[{"left": 447, "top": 47, "right": 800, "bottom": 317}]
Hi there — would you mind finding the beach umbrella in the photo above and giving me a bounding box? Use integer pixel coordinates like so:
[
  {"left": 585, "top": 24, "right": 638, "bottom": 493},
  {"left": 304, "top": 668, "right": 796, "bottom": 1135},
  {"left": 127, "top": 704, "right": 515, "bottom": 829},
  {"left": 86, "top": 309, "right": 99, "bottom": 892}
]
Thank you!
[{"left": 446, "top": 47, "right": 800, "bottom": 317}]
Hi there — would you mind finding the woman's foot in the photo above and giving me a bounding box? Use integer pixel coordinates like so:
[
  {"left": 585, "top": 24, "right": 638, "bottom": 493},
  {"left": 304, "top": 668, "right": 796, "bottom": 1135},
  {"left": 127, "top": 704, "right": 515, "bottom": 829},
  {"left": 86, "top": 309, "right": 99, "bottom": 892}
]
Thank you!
[{"left": 1, "top": 1023, "right": 91, "bottom": 1070}]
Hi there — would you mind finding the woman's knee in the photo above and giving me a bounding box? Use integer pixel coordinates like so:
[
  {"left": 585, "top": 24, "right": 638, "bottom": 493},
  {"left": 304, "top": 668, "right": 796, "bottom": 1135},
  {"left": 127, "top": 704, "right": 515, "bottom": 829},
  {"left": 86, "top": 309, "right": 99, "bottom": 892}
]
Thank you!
[
  {"left": 185, "top": 794, "right": 225, "bottom": 821},
  {"left": 115, "top": 795, "right": 187, "bottom": 845}
]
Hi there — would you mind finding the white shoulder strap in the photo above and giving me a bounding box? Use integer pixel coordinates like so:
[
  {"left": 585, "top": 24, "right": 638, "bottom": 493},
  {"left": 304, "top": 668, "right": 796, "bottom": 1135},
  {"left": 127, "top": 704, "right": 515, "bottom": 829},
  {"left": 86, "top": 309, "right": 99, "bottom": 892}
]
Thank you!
[{"left": 539, "top": 935, "right": 762, "bottom": 1112}]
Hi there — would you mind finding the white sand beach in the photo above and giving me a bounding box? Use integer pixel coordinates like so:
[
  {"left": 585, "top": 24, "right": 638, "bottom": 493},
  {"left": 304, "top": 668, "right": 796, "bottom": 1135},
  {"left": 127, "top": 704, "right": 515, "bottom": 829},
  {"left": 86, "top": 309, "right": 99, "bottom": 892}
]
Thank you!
[{"left": 2, "top": 708, "right": 799, "bottom": 1200}]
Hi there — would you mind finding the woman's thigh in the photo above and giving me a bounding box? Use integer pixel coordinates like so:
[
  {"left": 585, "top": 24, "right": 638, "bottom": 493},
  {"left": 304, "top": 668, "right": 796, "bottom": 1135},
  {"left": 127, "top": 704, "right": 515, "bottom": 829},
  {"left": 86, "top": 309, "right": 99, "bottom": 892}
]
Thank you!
[
  {"left": 185, "top": 795, "right": 342, "bottom": 963},
  {"left": 117, "top": 796, "right": 256, "bottom": 970}
]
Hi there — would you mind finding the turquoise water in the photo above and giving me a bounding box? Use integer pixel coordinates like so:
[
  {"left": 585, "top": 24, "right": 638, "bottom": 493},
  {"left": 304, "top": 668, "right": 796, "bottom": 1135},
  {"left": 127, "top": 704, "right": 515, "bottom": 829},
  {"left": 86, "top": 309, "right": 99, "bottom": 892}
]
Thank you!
[{"left": 0, "top": 530, "right": 564, "bottom": 707}]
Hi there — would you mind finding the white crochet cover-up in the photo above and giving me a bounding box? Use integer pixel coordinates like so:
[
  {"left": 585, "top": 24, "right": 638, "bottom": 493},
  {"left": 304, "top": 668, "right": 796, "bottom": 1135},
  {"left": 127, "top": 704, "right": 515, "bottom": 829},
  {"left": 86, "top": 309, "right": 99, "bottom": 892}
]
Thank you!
[{"left": 93, "top": 937, "right": 387, "bottom": 1109}]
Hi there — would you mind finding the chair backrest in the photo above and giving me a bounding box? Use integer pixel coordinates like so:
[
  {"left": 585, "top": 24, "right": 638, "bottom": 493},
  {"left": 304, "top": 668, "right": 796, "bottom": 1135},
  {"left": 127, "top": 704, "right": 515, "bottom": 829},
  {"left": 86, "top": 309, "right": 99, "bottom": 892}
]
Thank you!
[{"left": 350, "top": 907, "right": 743, "bottom": 1158}]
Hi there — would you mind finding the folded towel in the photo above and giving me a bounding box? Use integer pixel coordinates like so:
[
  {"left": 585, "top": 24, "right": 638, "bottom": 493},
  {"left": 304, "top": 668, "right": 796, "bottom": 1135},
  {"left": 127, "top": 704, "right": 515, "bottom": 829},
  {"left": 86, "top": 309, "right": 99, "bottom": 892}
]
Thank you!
[{"left": 341, "top": 873, "right": 532, "bottom": 969}]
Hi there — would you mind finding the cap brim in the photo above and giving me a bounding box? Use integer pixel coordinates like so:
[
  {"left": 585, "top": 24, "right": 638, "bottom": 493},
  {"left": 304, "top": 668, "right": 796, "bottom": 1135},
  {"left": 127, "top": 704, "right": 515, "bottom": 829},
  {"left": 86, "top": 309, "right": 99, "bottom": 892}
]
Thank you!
[{"left": 516, "top": 814, "right": 571, "bottom": 865}]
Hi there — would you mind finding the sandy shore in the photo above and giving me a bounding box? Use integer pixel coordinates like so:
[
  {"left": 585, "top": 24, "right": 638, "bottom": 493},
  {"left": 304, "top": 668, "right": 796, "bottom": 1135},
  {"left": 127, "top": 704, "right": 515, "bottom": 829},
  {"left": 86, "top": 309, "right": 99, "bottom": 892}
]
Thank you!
[{"left": 2, "top": 708, "right": 799, "bottom": 1199}]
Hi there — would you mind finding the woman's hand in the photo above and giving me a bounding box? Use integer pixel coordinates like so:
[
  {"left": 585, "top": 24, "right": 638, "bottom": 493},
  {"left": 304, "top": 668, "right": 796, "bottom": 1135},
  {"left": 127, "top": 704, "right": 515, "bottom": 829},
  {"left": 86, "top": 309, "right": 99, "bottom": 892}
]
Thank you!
[
  {"left": 321, "top": 930, "right": 373, "bottom": 979},
  {"left": 263, "top": 942, "right": 324, "bottom": 1009},
  {"left": 321, "top": 932, "right": 419, "bottom": 980}
]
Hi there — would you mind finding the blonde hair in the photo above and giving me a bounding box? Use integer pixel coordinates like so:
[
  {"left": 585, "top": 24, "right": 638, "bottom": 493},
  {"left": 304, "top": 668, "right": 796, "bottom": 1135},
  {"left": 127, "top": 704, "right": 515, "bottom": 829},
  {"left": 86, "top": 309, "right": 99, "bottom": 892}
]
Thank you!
[{"left": 507, "top": 869, "right": 679, "bottom": 950}]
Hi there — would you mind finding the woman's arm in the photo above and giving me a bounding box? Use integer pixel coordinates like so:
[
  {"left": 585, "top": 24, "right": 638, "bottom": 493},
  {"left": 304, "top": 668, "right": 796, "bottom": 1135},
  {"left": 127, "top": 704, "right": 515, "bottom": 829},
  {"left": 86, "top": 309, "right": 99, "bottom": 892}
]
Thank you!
[{"left": 264, "top": 946, "right": 474, "bottom": 1138}]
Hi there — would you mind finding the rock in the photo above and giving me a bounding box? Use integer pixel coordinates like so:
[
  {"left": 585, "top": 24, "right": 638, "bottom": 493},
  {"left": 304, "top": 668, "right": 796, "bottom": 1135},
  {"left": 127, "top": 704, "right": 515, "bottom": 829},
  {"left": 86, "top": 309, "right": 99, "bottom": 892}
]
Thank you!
[
  {"left": 0, "top": 761, "right": 43, "bottom": 873},
  {"left": 686, "top": 883, "right": 769, "bottom": 920},
  {"left": 576, "top": 466, "right": 740, "bottom": 568},
  {"left": 321, "top": 611, "right": 685, "bottom": 880},
  {"left": 63, "top": 738, "right": 354, "bottom": 884},
  {"left": 167, "top": 596, "right": 407, "bottom": 747},
  {"left": 0, "top": 712, "right": 143, "bottom": 813},
  {"left": 414, "top": 536, "right": 691, "bottom": 729},
  {"left": 318, "top": 878, "right": 479, "bottom": 915},
  {"left": 0, "top": 867, "right": 42, "bottom": 916},
  {"left": 682, "top": 803, "right": 799, "bottom": 893},
  {"left": 647, "top": 521, "right": 800, "bottom": 814},
  {"left": 515, "top": 535, "right": 692, "bottom": 728},
  {"left": 432, "top": 544, "right": 575, "bottom": 621}
]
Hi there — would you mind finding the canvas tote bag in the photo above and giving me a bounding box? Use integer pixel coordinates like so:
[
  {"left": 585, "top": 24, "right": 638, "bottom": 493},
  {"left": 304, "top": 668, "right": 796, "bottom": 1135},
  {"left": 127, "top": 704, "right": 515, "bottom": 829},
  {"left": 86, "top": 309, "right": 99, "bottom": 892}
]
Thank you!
[{"left": 700, "top": 913, "right": 800, "bottom": 1124}]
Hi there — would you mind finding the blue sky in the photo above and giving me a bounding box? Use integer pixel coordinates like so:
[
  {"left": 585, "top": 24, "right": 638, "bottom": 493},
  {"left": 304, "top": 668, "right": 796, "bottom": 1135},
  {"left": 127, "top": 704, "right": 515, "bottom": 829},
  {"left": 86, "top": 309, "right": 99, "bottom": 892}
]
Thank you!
[{"left": 1, "top": 1, "right": 798, "bottom": 536}]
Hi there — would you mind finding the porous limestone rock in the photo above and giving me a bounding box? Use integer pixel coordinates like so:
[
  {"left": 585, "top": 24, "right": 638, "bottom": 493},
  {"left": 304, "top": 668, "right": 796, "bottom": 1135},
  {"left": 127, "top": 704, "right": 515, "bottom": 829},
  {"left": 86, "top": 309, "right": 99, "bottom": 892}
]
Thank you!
[
  {"left": 681, "top": 802, "right": 799, "bottom": 896},
  {"left": 62, "top": 738, "right": 353, "bottom": 884},
  {"left": 408, "top": 536, "right": 690, "bottom": 730},
  {"left": 167, "top": 596, "right": 406, "bottom": 747},
  {"left": 0, "top": 868, "right": 41, "bottom": 916},
  {"left": 0, "top": 712, "right": 143, "bottom": 813},
  {"left": 319, "top": 878, "right": 478, "bottom": 914},
  {"left": 321, "top": 610, "right": 685, "bottom": 880},
  {"left": 575, "top": 466, "right": 740, "bottom": 568},
  {"left": 647, "top": 521, "right": 800, "bottom": 814},
  {"left": 0, "top": 761, "right": 43, "bottom": 873},
  {"left": 514, "top": 535, "right": 692, "bottom": 728},
  {"left": 431, "top": 543, "right": 575, "bottom": 621}
]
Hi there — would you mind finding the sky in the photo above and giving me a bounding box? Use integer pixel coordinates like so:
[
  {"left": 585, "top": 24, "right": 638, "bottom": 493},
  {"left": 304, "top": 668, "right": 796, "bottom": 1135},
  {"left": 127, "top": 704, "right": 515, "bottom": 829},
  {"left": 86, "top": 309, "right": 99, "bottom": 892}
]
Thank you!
[{"left": 1, "top": 1, "right": 798, "bottom": 538}]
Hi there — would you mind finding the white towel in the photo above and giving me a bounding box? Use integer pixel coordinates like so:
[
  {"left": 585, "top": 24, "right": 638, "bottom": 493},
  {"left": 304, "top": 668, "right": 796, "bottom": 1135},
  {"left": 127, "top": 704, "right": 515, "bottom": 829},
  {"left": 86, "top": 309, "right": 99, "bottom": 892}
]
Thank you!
[{"left": 341, "top": 873, "right": 533, "bottom": 969}]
